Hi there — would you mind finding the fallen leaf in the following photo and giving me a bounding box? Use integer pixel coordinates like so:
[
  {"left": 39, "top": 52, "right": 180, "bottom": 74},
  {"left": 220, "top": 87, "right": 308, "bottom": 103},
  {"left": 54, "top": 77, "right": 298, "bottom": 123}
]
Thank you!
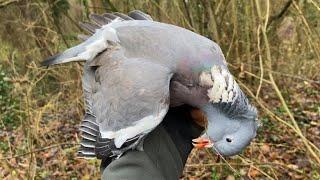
[
  {"left": 248, "top": 168, "right": 260, "bottom": 178},
  {"left": 261, "top": 144, "right": 270, "bottom": 154}
]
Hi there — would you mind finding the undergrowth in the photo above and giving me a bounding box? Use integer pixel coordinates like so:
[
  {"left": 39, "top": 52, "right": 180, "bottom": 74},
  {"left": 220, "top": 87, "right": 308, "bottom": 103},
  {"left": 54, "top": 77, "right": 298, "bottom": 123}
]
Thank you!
[{"left": 0, "top": 0, "right": 319, "bottom": 179}]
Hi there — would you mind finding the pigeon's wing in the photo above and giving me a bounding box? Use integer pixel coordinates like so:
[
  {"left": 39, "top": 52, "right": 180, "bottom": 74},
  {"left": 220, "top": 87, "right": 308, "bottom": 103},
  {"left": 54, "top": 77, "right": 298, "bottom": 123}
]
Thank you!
[
  {"left": 77, "top": 47, "right": 172, "bottom": 158},
  {"left": 93, "top": 49, "right": 171, "bottom": 146}
]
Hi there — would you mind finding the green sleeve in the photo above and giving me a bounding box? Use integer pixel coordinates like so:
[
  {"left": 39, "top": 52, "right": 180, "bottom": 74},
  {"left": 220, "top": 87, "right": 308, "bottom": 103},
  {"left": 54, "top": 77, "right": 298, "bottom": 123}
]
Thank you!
[
  {"left": 101, "top": 125, "right": 183, "bottom": 180},
  {"left": 101, "top": 105, "right": 204, "bottom": 180}
]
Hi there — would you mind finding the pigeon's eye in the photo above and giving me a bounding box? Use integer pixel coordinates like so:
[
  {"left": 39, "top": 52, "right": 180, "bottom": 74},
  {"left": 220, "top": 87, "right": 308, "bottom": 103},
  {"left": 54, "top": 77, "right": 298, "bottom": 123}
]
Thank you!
[{"left": 226, "top": 137, "right": 232, "bottom": 143}]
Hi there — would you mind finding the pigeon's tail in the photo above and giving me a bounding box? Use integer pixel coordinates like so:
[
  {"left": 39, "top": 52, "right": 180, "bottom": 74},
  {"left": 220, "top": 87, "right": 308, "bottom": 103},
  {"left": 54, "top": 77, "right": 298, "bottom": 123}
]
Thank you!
[
  {"left": 77, "top": 113, "right": 114, "bottom": 159},
  {"left": 41, "top": 10, "right": 153, "bottom": 66},
  {"left": 77, "top": 113, "right": 100, "bottom": 159},
  {"left": 41, "top": 45, "right": 87, "bottom": 66},
  {"left": 41, "top": 21, "right": 119, "bottom": 66}
]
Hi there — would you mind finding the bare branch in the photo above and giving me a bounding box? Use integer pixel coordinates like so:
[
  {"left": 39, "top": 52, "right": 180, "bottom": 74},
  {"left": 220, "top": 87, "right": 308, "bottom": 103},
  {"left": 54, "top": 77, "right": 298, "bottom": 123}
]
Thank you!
[{"left": 0, "top": 0, "right": 19, "bottom": 9}]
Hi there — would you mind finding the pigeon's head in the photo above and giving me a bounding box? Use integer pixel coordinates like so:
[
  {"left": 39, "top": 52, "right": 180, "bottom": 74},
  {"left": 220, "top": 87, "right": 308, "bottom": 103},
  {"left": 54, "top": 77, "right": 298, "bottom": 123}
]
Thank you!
[
  {"left": 193, "top": 104, "right": 259, "bottom": 156},
  {"left": 191, "top": 65, "right": 259, "bottom": 156}
]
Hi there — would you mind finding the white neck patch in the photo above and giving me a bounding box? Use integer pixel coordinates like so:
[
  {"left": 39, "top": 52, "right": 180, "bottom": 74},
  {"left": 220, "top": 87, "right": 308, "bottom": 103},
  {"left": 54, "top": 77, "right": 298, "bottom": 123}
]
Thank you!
[{"left": 199, "top": 65, "right": 239, "bottom": 103}]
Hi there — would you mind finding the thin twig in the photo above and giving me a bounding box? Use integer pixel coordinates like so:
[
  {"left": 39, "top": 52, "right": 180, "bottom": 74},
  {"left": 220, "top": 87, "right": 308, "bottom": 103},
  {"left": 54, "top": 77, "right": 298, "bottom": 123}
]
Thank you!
[
  {"left": 237, "top": 80, "right": 320, "bottom": 155},
  {"left": 181, "top": 0, "right": 193, "bottom": 28},
  {"left": 0, "top": 143, "right": 77, "bottom": 161},
  {"left": 255, "top": 0, "right": 320, "bottom": 164},
  {"left": 229, "top": 61, "right": 320, "bottom": 84},
  {"left": 292, "top": 1, "right": 320, "bottom": 60},
  {"left": 267, "top": 0, "right": 292, "bottom": 29},
  {"left": 238, "top": 156, "right": 275, "bottom": 180},
  {"left": 0, "top": 0, "right": 18, "bottom": 8},
  {"left": 309, "top": 0, "right": 320, "bottom": 11},
  {"left": 104, "top": 0, "right": 118, "bottom": 12},
  {"left": 256, "top": 25, "right": 264, "bottom": 98}
]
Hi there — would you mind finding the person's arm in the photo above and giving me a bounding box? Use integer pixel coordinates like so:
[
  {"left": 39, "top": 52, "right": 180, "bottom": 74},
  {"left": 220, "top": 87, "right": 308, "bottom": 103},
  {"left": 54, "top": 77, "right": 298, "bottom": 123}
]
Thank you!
[{"left": 101, "top": 105, "right": 204, "bottom": 180}]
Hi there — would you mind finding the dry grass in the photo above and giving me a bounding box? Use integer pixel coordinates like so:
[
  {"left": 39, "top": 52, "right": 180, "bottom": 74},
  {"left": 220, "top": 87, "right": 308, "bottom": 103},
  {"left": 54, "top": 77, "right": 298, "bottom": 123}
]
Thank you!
[{"left": 0, "top": 0, "right": 319, "bottom": 179}]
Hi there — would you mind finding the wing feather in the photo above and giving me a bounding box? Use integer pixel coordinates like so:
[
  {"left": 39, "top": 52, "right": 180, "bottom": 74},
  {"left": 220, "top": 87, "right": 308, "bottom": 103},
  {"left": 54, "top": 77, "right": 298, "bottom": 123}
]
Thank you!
[
  {"left": 91, "top": 49, "right": 171, "bottom": 148},
  {"left": 89, "top": 13, "right": 111, "bottom": 26},
  {"left": 128, "top": 10, "right": 153, "bottom": 20},
  {"left": 113, "top": 12, "right": 134, "bottom": 20},
  {"left": 79, "top": 22, "right": 100, "bottom": 34}
]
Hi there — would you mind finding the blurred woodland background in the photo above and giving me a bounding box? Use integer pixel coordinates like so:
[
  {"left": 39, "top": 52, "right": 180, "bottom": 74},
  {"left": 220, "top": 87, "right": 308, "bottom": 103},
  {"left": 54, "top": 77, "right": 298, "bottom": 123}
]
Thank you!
[{"left": 0, "top": 0, "right": 319, "bottom": 179}]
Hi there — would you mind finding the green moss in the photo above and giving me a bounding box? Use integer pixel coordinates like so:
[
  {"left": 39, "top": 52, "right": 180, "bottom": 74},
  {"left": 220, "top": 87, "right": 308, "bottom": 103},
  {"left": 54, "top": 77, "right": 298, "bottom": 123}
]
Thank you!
[{"left": 211, "top": 167, "right": 220, "bottom": 180}]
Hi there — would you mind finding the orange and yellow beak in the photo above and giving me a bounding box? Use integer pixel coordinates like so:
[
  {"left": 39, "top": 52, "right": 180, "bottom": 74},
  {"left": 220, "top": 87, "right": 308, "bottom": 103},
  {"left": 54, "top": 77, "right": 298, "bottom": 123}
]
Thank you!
[{"left": 192, "top": 137, "right": 213, "bottom": 148}]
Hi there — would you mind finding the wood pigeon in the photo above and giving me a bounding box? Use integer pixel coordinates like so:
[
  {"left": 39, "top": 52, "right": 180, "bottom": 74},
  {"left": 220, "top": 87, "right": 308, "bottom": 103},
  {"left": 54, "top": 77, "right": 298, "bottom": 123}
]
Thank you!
[{"left": 42, "top": 10, "right": 259, "bottom": 159}]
